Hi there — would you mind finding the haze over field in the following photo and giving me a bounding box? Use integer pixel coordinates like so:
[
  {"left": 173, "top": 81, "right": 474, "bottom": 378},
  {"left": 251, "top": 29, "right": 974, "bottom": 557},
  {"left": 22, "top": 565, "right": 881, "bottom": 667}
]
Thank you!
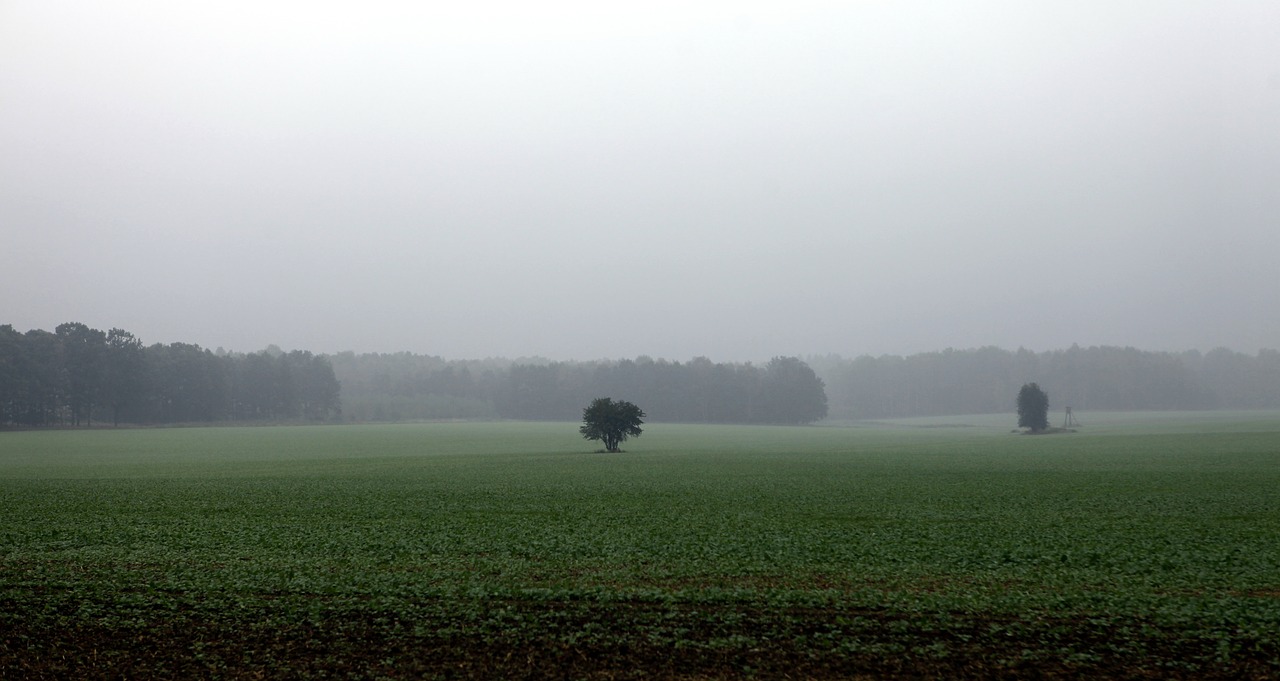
[{"left": 3, "top": 2, "right": 1278, "bottom": 361}]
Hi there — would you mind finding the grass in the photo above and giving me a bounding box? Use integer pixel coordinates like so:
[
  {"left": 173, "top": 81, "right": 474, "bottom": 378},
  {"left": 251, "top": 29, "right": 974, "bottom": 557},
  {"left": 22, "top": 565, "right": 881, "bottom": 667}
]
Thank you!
[{"left": 2, "top": 413, "right": 1280, "bottom": 678}]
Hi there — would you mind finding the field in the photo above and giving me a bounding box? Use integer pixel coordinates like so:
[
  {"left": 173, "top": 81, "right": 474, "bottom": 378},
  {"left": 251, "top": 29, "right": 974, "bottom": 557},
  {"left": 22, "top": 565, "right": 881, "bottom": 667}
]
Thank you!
[{"left": 2, "top": 413, "right": 1280, "bottom": 679}]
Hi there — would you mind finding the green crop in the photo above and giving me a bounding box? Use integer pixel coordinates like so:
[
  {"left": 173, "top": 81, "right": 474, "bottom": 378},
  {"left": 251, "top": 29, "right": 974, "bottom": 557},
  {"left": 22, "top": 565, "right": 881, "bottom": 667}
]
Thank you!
[{"left": 2, "top": 413, "right": 1279, "bottom": 678}]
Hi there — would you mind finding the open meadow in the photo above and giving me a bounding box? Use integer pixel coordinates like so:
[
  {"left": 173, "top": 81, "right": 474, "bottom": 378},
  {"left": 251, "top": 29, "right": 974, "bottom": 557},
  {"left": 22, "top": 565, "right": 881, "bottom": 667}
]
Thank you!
[{"left": 3, "top": 413, "right": 1280, "bottom": 678}]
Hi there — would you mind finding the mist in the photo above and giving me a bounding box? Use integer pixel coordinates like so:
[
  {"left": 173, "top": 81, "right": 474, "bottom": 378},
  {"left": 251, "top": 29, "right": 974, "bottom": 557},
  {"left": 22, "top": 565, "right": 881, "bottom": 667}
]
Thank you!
[{"left": 3, "top": 2, "right": 1278, "bottom": 361}]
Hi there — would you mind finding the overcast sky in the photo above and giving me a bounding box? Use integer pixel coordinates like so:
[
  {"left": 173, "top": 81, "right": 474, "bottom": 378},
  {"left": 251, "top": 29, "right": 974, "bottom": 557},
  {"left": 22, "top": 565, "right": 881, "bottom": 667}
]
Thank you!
[{"left": 2, "top": 2, "right": 1278, "bottom": 361}]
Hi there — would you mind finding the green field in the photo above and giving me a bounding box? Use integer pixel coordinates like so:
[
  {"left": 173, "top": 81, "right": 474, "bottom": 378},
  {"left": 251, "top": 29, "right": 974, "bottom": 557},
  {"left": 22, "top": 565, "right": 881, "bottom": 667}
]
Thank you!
[{"left": 3, "top": 413, "right": 1280, "bottom": 678}]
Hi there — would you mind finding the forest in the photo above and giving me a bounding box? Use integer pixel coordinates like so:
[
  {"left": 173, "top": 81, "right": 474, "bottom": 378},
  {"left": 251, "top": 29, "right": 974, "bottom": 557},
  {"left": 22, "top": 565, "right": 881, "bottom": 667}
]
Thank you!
[
  {"left": 330, "top": 353, "right": 829, "bottom": 424},
  {"left": 0, "top": 324, "right": 828, "bottom": 427},
  {"left": 0, "top": 324, "right": 341, "bottom": 427},
  {"left": 809, "top": 345, "right": 1280, "bottom": 420},
  {"left": 3, "top": 323, "right": 1278, "bottom": 427},
  {"left": 332, "top": 346, "right": 1280, "bottom": 423}
]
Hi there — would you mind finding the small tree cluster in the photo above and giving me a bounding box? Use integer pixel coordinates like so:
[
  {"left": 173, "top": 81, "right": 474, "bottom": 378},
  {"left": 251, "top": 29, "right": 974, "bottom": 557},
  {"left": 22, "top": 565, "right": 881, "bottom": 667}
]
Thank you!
[
  {"left": 579, "top": 397, "right": 645, "bottom": 452},
  {"left": 1017, "top": 382, "right": 1050, "bottom": 432}
]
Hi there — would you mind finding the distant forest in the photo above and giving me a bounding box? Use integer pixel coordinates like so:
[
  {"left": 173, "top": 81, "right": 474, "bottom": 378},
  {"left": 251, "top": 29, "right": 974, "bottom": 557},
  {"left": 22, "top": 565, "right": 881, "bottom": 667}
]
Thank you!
[
  {"left": 330, "top": 353, "right": 829, "bottom": 424},
  {"left": 809, "top": 346, "right": 1280, "bottom": 420},
  {"left": 0, "top": 324, "right": 827, "bottom": 427},
  {"left": 3, "top": 323, "right": 1278, "bottom": 427},
  {"left": 332, "top": 345, "right": 1280, "bottom": 424},
  {"left": 0, "top": 324, "right": 341, "bottom": 427}
]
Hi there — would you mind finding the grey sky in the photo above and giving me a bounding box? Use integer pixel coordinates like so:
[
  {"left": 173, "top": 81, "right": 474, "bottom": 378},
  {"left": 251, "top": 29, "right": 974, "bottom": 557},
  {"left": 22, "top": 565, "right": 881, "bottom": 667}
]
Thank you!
[{"left": 3, "top": 1, "right": 1278, "bottom": 361}]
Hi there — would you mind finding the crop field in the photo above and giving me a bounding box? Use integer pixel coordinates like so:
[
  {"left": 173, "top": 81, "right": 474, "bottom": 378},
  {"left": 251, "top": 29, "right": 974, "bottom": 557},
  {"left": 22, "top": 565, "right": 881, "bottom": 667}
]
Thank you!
[{"left": 3, "top": 413, "right": 1280, "bottom": 679}]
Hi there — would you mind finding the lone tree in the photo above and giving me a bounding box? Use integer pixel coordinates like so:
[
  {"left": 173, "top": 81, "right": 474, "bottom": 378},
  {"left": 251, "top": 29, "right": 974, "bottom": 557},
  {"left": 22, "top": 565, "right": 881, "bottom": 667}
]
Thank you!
[
  {"left": 580, "top": 397, "right": 645, "bottom": 452},
  {"left": 1017, "top": 382, "right": 1050, "bottom": 432}
]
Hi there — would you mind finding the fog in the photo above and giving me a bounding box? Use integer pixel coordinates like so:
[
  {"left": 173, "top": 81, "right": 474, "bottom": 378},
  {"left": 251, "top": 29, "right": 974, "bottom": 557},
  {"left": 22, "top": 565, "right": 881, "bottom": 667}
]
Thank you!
[{"left": 3, "top": 2, "right": 1278, "bottom": 361}]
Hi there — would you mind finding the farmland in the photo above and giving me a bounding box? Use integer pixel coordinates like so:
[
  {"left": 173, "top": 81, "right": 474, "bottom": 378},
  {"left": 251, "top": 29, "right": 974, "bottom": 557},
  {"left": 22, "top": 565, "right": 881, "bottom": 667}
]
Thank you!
[{"left": 3, "top": 413, "right": 1280, "bottom": 678}]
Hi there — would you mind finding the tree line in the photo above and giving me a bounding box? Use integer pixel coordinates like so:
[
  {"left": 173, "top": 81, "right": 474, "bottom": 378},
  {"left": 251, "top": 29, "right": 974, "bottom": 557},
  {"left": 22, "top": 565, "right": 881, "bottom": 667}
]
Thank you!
[
  {"left": 808, "top": 345, "right": 1280, "bottom": 420},
  {"left": 9, "top": 322, "right": 1273, "bottom": 428},
  {"left": 1, "top": 326, "right": 828, "bottom": 427},
  {"left": 0, "top": 323, "right": 341, "bottom": 426},
  {"left": 330, "top": 353, "right": 829, "bottom": 424}
]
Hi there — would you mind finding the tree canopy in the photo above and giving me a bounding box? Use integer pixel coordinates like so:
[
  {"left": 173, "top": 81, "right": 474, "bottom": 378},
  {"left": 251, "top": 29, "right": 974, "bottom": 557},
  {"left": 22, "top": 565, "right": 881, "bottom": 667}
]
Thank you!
[
  {"left": 0, "top": 323, "right": 341, "bottom": 426},
  {"left": 1017, "top": 382, "right": 1050, "bottom": 432},
  {"left": 759, "top": 356, "right": 828, "bottom": 424},
  {"left": 579, "top": 397, "right": 645, "bottom": 453}
]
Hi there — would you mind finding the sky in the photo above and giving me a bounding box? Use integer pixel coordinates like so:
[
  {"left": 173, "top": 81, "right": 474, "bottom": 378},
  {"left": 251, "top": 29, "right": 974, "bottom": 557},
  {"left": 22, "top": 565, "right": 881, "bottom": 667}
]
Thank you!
[{"left": 2, "top": 1, "right": 1278, "bottom": 361}]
